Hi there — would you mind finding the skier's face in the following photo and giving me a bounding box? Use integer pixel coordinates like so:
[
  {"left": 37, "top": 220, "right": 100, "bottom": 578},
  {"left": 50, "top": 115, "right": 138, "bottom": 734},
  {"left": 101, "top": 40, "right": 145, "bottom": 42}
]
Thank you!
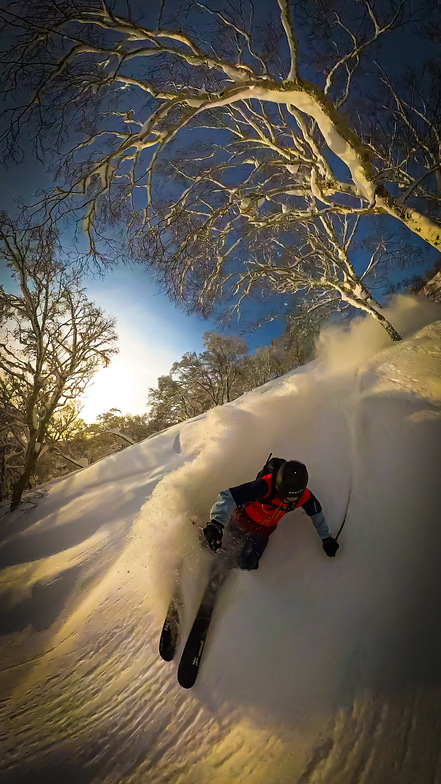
[{"left": 285, "top": 492, "right": 301, "bottom": 503}]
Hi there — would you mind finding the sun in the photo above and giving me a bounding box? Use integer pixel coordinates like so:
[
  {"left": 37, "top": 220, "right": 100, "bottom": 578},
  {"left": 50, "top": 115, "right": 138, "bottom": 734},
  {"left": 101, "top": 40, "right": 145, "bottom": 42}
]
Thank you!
[{"left": 80, "top": 356, "right": 136, "bottom": 423}]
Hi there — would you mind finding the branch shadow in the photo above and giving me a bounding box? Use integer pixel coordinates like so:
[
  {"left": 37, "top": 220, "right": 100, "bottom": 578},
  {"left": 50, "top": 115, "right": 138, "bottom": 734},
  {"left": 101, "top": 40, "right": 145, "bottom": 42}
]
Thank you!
[
  {"left": 0, "top": 514, "right": 120, "bottom": 569},
  {"left": 0, "top": 502, "right": 48, "bottom": 545},
  {"left": 0, "top": 565, "right": 82, "bottom": 634},
  {"left": 1, "top": 748, "right": 105, "bottom": 784}
]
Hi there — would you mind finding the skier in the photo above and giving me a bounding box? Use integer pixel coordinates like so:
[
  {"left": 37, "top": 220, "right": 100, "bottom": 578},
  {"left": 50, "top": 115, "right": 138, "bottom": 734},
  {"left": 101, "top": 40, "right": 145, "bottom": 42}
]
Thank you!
[{"left": 203, "top": 459, "right": 339, "bottom": 570}]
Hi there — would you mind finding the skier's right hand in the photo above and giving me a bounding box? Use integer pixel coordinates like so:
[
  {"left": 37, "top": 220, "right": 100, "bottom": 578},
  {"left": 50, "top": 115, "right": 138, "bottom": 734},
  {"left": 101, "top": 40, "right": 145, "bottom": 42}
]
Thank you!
[
  {"left": 322, "top": 536, "right": 339, "bottom": 557},
  {"left": 203, "top": 521, "right": 224, "bottom": 552}
]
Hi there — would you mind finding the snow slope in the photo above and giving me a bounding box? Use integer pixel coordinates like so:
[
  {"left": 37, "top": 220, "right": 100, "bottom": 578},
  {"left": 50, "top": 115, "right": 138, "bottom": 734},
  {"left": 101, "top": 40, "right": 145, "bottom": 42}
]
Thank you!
[{"left": 1, "top": 295, "right": 441, "bottom": 784}]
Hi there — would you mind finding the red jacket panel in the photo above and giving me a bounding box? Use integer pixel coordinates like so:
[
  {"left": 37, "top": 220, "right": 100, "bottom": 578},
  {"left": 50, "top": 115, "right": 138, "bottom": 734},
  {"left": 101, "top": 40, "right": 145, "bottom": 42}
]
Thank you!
[{"left": 244, "top": 473, "right": 311, "bottom": 527}]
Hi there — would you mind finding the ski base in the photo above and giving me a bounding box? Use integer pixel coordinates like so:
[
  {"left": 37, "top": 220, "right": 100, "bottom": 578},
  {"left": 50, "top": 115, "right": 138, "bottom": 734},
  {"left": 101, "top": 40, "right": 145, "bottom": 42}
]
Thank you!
[
  {"left": 159, "top": 599, "right": 181, "bottom": 661},
  {"left": 177, "top": 609, "right": 214, "bottom": 688},
  {"left": 177, "top": 560, "right": 233, "bottom": 688}
]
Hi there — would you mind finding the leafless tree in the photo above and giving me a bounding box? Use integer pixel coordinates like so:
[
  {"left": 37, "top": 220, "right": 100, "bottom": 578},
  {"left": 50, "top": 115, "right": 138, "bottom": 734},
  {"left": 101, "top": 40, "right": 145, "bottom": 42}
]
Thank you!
[
  {"left": 0, "top": 0, "right": 439, "bottom": 336},
  {"left": 172, "top": 332, "right": 249, "bottom": 406},
  {"left": 147, "top": 331, "right": 249, "bottom": 428},
  {"left": 0, "top": 393, "right": 26, "bottom": 502},
  {"left": 0, "top": 214, "right": 118, "bottom": 509},
  {"left": 363, "top": 58, "right": 441, "bottom": 219},
  {"left": 224, "top": 214, "right": 411, "bottom": 339}
]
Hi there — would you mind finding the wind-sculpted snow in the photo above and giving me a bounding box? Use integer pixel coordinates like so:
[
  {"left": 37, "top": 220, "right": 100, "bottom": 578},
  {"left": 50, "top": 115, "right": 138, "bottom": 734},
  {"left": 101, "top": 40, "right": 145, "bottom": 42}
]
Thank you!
[{"left": 1, "top": 296, "right": 441, "bottom": 784}]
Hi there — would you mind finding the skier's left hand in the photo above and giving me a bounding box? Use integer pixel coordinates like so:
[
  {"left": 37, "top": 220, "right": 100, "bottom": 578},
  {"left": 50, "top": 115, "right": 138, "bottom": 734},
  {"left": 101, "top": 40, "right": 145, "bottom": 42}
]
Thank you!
[
  {"left": 322, "top": 536, "right": 339, "bottom": 557},
  {"left": 203, "top": 521, "right": 224, "bottom": 552}
]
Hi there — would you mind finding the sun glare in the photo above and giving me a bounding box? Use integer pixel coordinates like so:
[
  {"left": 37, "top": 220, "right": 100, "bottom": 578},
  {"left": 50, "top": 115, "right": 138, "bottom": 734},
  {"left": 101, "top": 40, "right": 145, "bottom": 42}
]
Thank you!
[
  {"left": 80, "top": 357, "right": 137, "bottom": 423},
  {"left": 79, "top": 333, "right": 182, "bottom": 423}
]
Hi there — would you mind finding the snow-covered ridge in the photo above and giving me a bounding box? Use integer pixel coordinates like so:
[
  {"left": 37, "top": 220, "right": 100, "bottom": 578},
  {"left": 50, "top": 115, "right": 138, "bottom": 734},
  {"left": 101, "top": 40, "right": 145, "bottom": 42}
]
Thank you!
[{"left": 1, "top": 295, "right": 440, "bottom": 783}]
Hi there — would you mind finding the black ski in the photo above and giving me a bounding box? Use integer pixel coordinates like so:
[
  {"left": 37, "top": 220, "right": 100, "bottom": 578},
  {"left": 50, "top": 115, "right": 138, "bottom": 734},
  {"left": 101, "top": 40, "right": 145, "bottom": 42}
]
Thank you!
[
  {"left": 159, "top": 573, "right": 183, "bottom": 661},
  {"left": 159, "top": 598, "right": 181, "bottom": 661},
  {"left": 177, "top": 559, "right": 232, "bottom": 689}
]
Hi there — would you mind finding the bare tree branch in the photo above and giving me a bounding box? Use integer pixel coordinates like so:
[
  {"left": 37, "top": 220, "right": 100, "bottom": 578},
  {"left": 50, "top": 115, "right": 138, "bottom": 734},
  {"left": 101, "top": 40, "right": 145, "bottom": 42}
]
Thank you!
[
  {"left": 0, "top": 0, "right": 439, "bottom": 337},
  {"left": 0, "top": 213, "right": 118, "bottom": 508}
]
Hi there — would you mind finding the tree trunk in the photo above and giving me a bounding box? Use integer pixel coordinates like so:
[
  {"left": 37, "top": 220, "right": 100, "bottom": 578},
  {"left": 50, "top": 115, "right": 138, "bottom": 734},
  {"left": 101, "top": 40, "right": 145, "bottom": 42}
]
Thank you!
[
  {"left": 370, "top": 310, "right": 402, "bottom": 341},
  {"left": 338, "top": 287, "right": 402, "bottom": 341},
  {"left": 0, "top": 444, "right": 6, "bottom": 503},
  {"left": 10, "top": 438, "right": 39, "bottom": 510},
  {"left": 358, "top": 285, "right": 402, "bottom": 342},
  {"left": 375, "top": 185, "right": 441, "bottom": 252},
  {"left": 254, "top": 83, "right": 441, "bottom": 252}
]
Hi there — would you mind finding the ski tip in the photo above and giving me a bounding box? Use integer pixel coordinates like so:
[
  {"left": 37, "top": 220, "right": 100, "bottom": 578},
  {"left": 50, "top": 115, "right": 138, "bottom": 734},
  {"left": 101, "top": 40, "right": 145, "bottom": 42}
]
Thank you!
[
  {"left": 159, "top": 605, "right": 180, "bottom": 662},
  {"left": 159, "top": 646, "right": 176, "bottom": 662},
  {"left": 177, "top": 670, "right": 197, "bottom": 689}
]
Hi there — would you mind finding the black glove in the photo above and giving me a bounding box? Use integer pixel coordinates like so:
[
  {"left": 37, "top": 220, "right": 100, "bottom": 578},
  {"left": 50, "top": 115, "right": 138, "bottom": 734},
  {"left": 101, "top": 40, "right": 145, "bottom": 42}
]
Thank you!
[
  {"left": 240, "top": 553, "right": 260, "bottom": 571},
  {"left": 203, "top": 521, "right": 224, "bottom": 553},
  {"left": 322, "top": 536, "right": 339, "bottom": 557}
]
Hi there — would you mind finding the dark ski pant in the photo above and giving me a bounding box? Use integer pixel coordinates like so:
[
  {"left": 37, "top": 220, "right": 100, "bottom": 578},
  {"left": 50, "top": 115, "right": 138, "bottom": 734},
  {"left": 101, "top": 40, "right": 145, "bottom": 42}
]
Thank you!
[{"left": 223, "top": 508, "right": 270, "bottom": 570}]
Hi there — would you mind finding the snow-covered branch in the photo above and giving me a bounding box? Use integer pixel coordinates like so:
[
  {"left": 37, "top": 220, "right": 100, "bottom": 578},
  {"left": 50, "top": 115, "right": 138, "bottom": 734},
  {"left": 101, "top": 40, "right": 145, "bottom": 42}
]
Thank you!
[
  {"left": 277, "top": 0, "right": 299, "bottom": 81},
  {"left": 1, "top": 0, "right": 439, "bottom": 326}
]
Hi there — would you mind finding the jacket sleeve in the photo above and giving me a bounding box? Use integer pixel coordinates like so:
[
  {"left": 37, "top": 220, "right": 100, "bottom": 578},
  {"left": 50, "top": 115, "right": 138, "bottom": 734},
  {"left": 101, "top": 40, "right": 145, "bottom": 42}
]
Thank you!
[
  {"left": 209, "top": 490, "right": 236, "bottom": 527},
  {"left": 209, "top": 478, "right": 269, "bottom": 527},
  {"left": 300, "top": 491, "right": 331, "bottom": 540}
]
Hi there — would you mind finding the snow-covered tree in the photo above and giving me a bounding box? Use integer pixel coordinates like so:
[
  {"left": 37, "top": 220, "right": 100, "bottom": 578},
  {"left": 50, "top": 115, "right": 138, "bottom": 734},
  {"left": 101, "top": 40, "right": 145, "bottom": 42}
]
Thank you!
[
  {"left": 92, "top": 409, "right": 152, "bottom": 444},
  {"left": 1, "top": 0, "right": 439, "bottom": 335},
  {"left": 171, "top": 332, "right": 249, "bottom": 407},
  {"left": 147, "top": 332, "right": 249, "bottom": 428},
  {"left": 0, "top": 215, "right": 118, "bottom": 509},
  {"left": 147, "top": 375, "right": 196, "bottom": 431}
]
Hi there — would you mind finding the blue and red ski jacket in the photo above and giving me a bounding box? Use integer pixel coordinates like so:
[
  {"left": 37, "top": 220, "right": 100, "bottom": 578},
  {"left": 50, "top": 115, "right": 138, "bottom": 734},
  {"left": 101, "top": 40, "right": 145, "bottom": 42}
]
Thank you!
[{"left": 210, "top": 473, "right": 330, "bottom": 539}]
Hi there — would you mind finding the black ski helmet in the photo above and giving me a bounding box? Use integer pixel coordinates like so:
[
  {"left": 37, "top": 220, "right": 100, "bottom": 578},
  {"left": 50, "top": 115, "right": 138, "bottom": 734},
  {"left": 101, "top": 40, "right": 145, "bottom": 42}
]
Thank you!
[{"left": 275, "top": 460, "right": 308, "bottom": 498}]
